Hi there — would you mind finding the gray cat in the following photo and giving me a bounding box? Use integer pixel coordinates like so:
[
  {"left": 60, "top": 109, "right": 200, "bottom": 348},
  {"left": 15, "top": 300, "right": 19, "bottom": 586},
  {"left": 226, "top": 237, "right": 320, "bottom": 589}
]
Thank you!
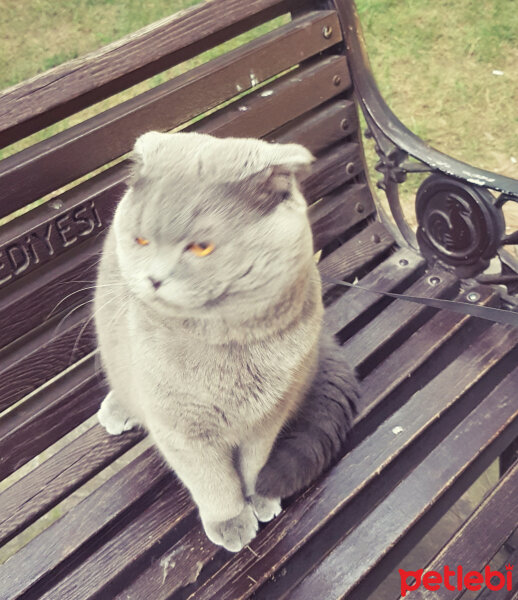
[{"left": 95, "top": 131, "right": 358, "bottom": 552}]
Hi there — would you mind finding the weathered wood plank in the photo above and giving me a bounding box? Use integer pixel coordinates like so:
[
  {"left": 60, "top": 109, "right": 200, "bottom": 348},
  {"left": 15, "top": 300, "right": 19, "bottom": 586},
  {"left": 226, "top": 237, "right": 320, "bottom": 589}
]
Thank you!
[
  {"left": 0, "top": 11, "right": 341, "bottom": 216},
  {"left": 338, "top": 270, "right": 459, "bottom": 375},
  {"left": 310, "top": 184, "right": 375, "bottom": 252},
  {"left": 186, "top": 325, "right": 518, "bottom": 600},
  {"left": 271, "top": 99, "right": 358, "bottom": 154},
  {"left": 319, "top": 221, "right": 395, "bottom": 294},
  {"left": 288, "top": 365, "right": 518, "bottom": 600},
  {"left": 0, "top": 305, "right": 95, "bottom": 413},
  {"left": 0, "top": 423, "right": 143, "bottom": 547},
  {"left": 0, "top": 0, "right": 297, "bottom": 147},
  {"left": 0, "top": 357, "right": 102, "bottom": 481},
  {"left": 0, "top": 447, "right": 170, "bottom": 599},
  {"left": 410, "top": 460, "right": 518, "bottom": 600}
]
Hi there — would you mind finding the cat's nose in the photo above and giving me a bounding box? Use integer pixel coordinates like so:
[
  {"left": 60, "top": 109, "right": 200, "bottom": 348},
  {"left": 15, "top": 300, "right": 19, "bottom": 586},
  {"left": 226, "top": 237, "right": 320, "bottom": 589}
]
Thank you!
[{"left": 148, "top": 277, "right": 162, "bottom": 290}]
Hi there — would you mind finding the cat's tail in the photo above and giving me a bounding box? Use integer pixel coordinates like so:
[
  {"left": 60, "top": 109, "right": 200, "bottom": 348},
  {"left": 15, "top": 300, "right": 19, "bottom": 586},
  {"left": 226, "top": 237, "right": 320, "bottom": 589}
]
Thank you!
[{"left": 255, "top": 333, "right": 359, "bottom": 499}]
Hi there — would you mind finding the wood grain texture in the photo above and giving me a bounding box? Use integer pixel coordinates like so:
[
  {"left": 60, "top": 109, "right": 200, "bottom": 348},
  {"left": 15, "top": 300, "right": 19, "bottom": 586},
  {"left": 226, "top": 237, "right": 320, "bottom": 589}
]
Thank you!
[
  {"left": 0, "top": 0, "right": 296, "bottom": 147},
  {"left": 186, "top": 325, "right": 518, "bottom": 600},
  {"left": 289, "top": 364, "right": 518, "bottom": 600},
  {"left": 271, "top": 99, "right": 358, "bottom": 154},
  {"left": 0, "top": 423, "right": 143, "bottom": 547},
  {"left": 0, "top": 357, "right": 103, "bottom": 481},
  {"left": 0, "top": 11, "right": 341, "bottom": 215},
  {"left": 319, "top": 220, "right": 395, "bottom": 295},
  {"left": 410, "top": 460, "right": 518, "bottom": 600},
  {"left": 309, "top": 183, "right": 375, "bottom": 251},
  {"left": 0, "top": 305, "right": 95, "bottom": 413},
  {"left": 0, "top": 447, "right": 170, "bottom": 599},
  {"left": 338, "top": 269, "right": 459, "bottom": 374},
  {"left": 39, "top": 479, "right": 195, "bottom": 600}
]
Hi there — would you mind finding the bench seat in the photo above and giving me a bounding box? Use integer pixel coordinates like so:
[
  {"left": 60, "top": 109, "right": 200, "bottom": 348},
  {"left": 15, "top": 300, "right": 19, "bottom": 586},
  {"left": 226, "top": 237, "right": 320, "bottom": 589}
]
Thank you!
[{"left": 0, "top": 0, "right": 516, "bottom": 598}]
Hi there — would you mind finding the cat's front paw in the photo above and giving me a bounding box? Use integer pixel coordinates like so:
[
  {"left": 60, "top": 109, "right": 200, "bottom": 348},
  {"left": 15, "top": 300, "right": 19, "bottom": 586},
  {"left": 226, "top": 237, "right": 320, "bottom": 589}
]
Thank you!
[
  {"left": 249, "top": 494, "right": 282, "bottom": 522},
  {"left": 203, "top": 504, "right": 258, "bottom": 552},
  {"left": 97, "top": 392, "right": 138, "bottom": 436}
]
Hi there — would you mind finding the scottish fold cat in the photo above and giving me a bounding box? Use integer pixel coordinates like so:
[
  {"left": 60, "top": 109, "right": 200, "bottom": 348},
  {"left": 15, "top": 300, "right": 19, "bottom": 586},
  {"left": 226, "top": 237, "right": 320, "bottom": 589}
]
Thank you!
[{"left": 95, "top": 131, "right": 358, "bottom": 552}]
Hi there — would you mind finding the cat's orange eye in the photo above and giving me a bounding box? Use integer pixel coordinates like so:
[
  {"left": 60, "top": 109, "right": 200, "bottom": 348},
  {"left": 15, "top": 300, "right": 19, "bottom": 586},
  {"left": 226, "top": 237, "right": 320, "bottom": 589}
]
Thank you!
[
  {"left": 186, "top": 242, "right": 215, "bottom": 257},
  {"left": 135, "top": 237, "right": 149, "bottom": 246}
]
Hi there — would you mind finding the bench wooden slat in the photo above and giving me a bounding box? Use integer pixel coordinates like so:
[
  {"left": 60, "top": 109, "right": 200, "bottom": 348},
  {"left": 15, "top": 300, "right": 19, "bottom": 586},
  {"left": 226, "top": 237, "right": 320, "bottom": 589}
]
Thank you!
[
  {"left": 0, "top": 0, "right": 296, "bottom": 148},
  {"left": 323, "top": 248, "right": 425, "bottom": 335},
  {"left": 356, "top": 285, "right": 498, "bottom": 439},
  {"left": 201, "top": 55, "right": 352, "bottom": 138},
  {"left": 309, "top": 184, "right": 375, "bottom": 250},
  {"left": 302, "top": 143, "right": 363, "bottom": 204},
  {"left": 0, "top": 447, "right": 170, "bottom": 599},
  {"left": 288, "top": 365, "right": 518, "bottom": 600},
  {"left": 338, "top": 270, "right": 459, "bottom": 375},
  {"left": 0, "top": 424, "right": 143, "bottom": 547},
  {"left": 0, "top": 357, "right": 102, "bottom": 481},
  {"left": 0, "top": 11, "right": 342, "bottom": 216},
  {"left": 113, "top": 526, "right": 221, "bottom": 600},
  {"left": 0, "top": 305, "right": 94, "bottom": 413},
  {"left": 186, "top": 325, "right": 518, "bottom": 600},
  {"left": 411, "top": 460, "right": 518, "bottom": 600},
  {"left": 319, "top": 221, "right": 395, "bottom": 294},
  {"left": 40, "top": 479, "right": 195, "bottom": 600},
  {"left": 272, "top": 99, "right": 358, "bottom": 153}
]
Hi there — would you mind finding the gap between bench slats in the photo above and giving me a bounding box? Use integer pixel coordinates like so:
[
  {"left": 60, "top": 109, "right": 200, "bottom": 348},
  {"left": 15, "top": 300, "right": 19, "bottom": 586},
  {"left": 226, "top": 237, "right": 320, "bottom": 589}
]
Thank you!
[
  {"left": 288, "top": 365, "right": 518, "bottom": 600},
  {"left": 410, "top": 460, "right": 518, "bottom": 600},
  {"left": 0, "top": 56, "right": 353, "bottom": 300},
  {"left": 0, "top": 10, "right": 342, "bottom": 216},
  {"left": 2, "top": 270, "right": 512, "bottom": 596},
  {"left": 186, "top": 324, "right": 518, "bottom": 600},
  {"left": 0, "top": 0, "right": 299, "bottom": 147}
]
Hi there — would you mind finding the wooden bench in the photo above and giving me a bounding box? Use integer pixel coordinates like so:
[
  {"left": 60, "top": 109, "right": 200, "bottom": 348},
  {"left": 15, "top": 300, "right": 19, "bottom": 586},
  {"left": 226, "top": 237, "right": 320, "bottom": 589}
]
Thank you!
[{"left": 0, "top": 1, "right": 517, "bottom": 598}]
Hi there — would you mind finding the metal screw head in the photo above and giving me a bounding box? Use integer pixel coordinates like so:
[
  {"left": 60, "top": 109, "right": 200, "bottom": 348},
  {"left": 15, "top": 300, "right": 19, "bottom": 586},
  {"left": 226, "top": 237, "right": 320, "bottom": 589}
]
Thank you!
[
  {"left": 355, "top": 202, "right": 364, "bottom": 214},
  {"left": 371, "top": 234, "right": 381, "bottom": 243},
  {"left": 322, "top": 25, "right": 333, "bottom": 39},
  {"left": 340, "top": 118, "right": 349, "bottom": 131},
  {"left": 345, "top": 162, "right": 356, "bottom": 175},
  {"left": 333, "top": 74, "right": 342, "bottom": 86},
  {"left": 467, "top": 291, "right": 481, "bottom": 303},
  {"left": 399, "top": 258, "right": 409, "bottom": 266},
  {"left": 429, "top": 276, "right": 441, "bottom": 286}
]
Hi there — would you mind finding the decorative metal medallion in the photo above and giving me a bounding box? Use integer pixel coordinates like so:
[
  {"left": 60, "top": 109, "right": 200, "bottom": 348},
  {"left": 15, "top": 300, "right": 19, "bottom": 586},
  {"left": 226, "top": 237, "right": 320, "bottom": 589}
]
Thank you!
[{"left": 416, "top": 174, "right": 505, "bottom": 277}]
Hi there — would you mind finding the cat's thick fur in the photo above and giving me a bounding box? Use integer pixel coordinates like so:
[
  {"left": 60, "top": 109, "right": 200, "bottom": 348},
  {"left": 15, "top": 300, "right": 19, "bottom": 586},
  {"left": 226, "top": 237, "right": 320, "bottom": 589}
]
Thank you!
[{"left": 95, "top": 131, "right": 358, "bottom": 552}]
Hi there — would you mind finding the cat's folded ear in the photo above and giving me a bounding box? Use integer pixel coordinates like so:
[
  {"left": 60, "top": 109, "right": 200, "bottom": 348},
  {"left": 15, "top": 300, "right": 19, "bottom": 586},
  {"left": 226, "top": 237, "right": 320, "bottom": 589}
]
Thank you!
[
  {"left": 243, "top": 144, "right": 315, "bottom": 215},
  {"left": 128, "top": 131, "right": 168, "bottom": 187}
]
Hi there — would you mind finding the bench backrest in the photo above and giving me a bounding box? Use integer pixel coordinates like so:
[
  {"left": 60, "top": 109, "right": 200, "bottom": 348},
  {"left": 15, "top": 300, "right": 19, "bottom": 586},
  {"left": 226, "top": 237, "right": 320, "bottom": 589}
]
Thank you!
[{"left": 0, "top": 0, "right": 382, "bottom": 484}]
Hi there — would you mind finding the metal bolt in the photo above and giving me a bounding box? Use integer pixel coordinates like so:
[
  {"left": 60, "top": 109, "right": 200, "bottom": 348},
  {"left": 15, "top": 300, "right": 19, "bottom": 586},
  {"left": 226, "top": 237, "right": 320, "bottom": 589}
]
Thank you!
[
  {"left": 371, "top": 234, "right": 381, "bottom": 243},
  {"left": 340, "top": 118, "right": 349, "bottom": 131},
  {"left": 467, "top": 291, "right": 481, "bottom": 303},
  {"left": 333, "top": 74, "right": 342, "bottom": 86},
  {"left": 355, "top": 202, "right": 364, "bottom": 213},
  {"left": 399, "top": 258, "right": 409, "bottom": 266},
  {"left": 345, "top": 162, "right": 356, "bottom": 175},
  {"left": 429, "top": 276, "right": 441, "bottom": 286},
  {"left": 322, "top": 25, "right": 333, "bottom": 39}
]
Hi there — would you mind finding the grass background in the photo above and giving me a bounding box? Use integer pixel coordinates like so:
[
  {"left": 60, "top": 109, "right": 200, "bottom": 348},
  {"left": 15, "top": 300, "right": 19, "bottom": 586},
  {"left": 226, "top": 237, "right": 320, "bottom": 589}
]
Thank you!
[{"left": 0, "top": 0, "right": 517, "bottom": 228}]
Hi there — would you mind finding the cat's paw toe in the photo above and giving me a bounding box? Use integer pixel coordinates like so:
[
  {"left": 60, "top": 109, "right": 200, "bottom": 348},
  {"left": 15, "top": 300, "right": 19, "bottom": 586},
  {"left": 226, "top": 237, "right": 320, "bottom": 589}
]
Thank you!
[
  {"left": 204, "top": 504, "right": 258, "bottom": 552},
  {"left": 249, "top": 494, "right": 282, "bottom": 522},
  {"left": 97, "top": 393, "right": 137, "bottom": 436}
]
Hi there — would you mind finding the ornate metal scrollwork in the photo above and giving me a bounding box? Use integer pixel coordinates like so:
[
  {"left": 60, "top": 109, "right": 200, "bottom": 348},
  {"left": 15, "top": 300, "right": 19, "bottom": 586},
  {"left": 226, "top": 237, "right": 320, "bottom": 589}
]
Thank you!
[{"left": 416, "top": 174, "right": 505, "bottom": 277}]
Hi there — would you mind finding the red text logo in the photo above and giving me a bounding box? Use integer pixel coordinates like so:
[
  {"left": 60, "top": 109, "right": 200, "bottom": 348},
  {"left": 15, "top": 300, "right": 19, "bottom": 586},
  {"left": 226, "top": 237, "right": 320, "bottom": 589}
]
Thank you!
[{"left": 399, "top": 564, "right": 513, "bottom": 597}]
